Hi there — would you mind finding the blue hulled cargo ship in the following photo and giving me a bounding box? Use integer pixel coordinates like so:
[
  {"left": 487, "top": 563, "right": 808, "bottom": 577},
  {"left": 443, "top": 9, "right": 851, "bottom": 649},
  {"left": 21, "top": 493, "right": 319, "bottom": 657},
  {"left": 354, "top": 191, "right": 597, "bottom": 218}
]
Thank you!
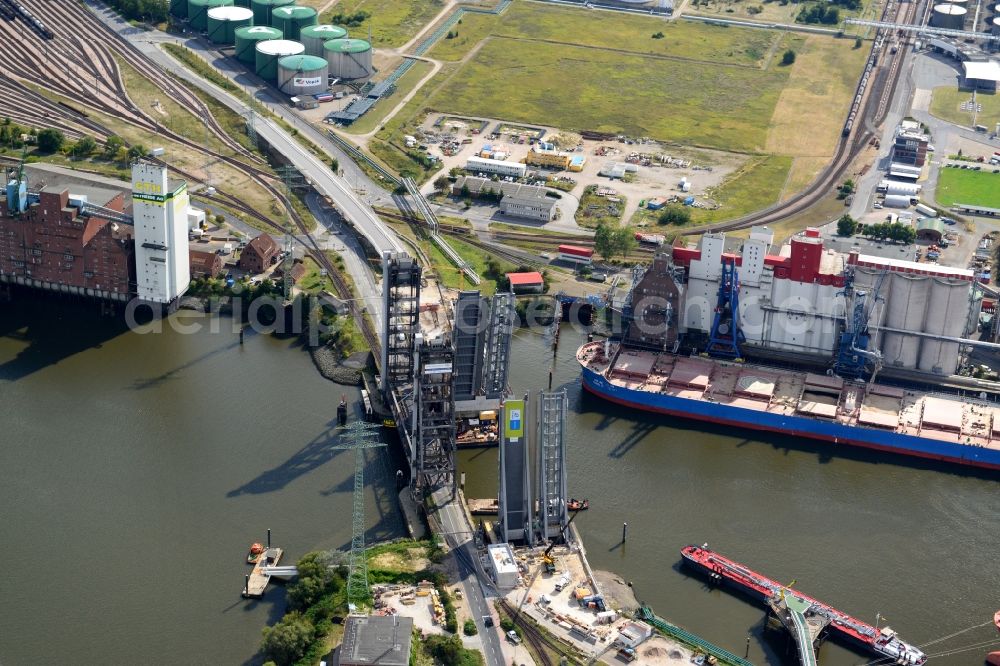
[{"left": 578, "top": 340, "right": 1000, "bottom": 471}]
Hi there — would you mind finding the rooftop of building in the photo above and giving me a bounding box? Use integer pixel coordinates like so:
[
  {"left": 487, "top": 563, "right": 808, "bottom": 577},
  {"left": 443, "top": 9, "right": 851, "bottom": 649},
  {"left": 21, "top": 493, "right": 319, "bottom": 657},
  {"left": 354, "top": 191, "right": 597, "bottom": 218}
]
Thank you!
[
  {"left": 488, "top": 542, "right": 520, "bottom": 574},
  {"left": 506, "top": 271, "right": 544, "bottom": 286},
  {"left": 963, "top": 60, "right": 1000, "bottom": 82},
  {"left": 37, "top": 183, "right": 121, "bottom": 209},
  {"left": 244, "top": 232, "right": 278, "bottom": 256},
  {"left": 336, "top": 615, "right": 413, "bottom": 666}
]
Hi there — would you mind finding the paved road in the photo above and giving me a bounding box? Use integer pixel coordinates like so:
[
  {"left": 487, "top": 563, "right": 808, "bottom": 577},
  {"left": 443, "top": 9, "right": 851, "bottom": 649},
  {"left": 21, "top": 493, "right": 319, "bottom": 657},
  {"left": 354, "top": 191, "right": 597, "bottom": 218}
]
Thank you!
[
  {"left": 84, "top": 2, "right": 403, "bottom": 257},
  {"left": 432, "top": 488, "right": 504, "bottom": 666}
]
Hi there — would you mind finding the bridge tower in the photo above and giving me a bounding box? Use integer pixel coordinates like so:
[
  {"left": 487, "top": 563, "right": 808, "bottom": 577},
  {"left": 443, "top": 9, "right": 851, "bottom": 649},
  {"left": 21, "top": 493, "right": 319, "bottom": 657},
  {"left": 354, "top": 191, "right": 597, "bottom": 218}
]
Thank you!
[
  {"left": 536, "top": 389, "right": 568, "bottom": 543},
  {"left": 381, "top": 251, "right": 421, "bottom": 394},
  {"left": 413, "top": 333, "right": 456, "bottom": 497}
]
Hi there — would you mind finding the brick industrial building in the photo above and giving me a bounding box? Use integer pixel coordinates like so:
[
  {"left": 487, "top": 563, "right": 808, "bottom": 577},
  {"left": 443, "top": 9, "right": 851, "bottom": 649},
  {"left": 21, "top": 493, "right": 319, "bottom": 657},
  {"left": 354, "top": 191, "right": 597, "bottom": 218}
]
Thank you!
[
  {"left": 239, "top": 232, "right": 279, "bottom": 273},
  {"left": 0, "top": 160, "right": 194, "bottom": 304}
]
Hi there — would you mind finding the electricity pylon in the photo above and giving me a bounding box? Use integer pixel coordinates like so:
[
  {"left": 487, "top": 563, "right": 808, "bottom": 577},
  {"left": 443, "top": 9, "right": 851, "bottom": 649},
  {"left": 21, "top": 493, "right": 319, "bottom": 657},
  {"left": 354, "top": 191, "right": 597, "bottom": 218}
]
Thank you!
[{"left": 330, "top": 420, "right": 385, "bottom": 607}]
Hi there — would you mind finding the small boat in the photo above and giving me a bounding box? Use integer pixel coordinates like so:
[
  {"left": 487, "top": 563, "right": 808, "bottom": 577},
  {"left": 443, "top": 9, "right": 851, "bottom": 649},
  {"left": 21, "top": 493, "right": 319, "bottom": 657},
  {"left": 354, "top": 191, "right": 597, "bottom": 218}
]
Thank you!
[
  {"left": 567, "top": 498, "right": 590, "bottom": 511},
  {"left": 247, "top": 542, "right": 265, "bottom": 564},
  {"left": 987, "top": 652, "right": 1000, "bottom": 666}
]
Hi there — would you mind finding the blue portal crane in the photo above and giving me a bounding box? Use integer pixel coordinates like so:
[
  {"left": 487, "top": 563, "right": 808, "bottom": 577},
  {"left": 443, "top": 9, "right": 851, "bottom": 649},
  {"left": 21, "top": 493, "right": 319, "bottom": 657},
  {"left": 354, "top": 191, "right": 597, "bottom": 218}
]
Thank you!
[
  {"left": 706, "top": 259, "right": 744, "bottom": 359},
  {"left": 834, "top": 267, "right": 887, "bottom": 380}
]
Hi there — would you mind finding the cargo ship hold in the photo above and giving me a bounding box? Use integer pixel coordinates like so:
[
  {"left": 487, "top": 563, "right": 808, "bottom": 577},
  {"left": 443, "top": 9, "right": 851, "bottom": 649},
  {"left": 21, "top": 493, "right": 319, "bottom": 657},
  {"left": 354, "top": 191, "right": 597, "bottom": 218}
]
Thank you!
[
  {"left": 577, "top": 231, "right": 1000, "bottom": 471},
  {"left": 680, "top": 544, "right": 927, "bottom": 665}
]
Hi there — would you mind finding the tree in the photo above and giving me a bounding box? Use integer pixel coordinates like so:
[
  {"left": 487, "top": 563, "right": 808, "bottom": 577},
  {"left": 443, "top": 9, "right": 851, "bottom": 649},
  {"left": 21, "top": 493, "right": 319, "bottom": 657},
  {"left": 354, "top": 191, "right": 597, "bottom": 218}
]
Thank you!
[
  {"left": 463, "top": 618, "right": 478, "bottom": 635},
  {"left": 839, "top": 179, "right": 856, "bottom": 197},
  {"left": 37, "top": 128, "right": 65, "bottom": 154},
  {"left": 71, "top": 135, "right": 97, "bottom": 158},
  {"left": 781, "top": 49, "right": 796, "bottom": 65},
  {"left": 434, "top": 175, "right": 451, "bottom": 191},
  {"left": 330, "top": 157, "right": 339, "bottom": 173},
  {"left": 658, "top": 205, "right": 691, "bottom": 226},
  {"left": 126, "top": 144, "right": 146, "bottom": 162},
  {"left": 594, "top": 223, "right": 616, "bottom": 261},
  {"left": 837, "top": 214, "right": 857, "bottom": 237},
  {"left": 286, "top": 552, "right": 339, "bottom": 611},
  {"left": 612, "top": 227, "right": 637, "bottom": 260},
  {"left": 103, "top": 135, "right": 124, "bottom": 160},
  {"left": 260, "top": 612, "right": 314, "bottom": 666}
]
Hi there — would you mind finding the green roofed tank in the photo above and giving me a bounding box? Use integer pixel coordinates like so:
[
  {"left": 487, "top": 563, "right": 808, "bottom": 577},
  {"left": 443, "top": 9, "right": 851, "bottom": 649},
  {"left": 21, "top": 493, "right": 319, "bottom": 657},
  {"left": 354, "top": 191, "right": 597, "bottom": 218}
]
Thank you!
[
  {"left": 250, "top": 0, "right": 295, "bottom": 27},
  {"left": 300, "top": 24, "right": 347, "bottom": 56},
  {"left": 233, "top": 0, "right": 251, "bottom": 6},
  {"left": 235, "top": 25, "right": 283, "bottom": 64},
  {"left": 188, "top": 0, "right": 232, "bottom": 32},
  {"left": 277, "top": 54, "right": 328, "bottom": 95},
  {"left": 170, "top": 0, "right": 188, "bottom": 18},
  {"left": 323, "top": 38, "right": 373, "bottom": 80},
  {"left": 207, "top": 5, "right": 254, "bottom": 44},
  {"left": 255, "top": 39, "right": 305, "bottom": 81},
  {"left": 270, "top": 5, "right": 317, "bottom": 40}
]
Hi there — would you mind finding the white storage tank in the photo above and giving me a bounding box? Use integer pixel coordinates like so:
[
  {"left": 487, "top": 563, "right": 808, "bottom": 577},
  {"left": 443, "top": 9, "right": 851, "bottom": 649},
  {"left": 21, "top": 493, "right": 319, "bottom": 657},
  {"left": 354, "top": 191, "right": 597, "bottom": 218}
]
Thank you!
[
  {"left": 931, "top": 3, "right": 967, "bottom": 30},
  {"left": 277, "top": 54, "right": 329, "bottom": 96},
  {"left": 324, "top": 38, "right": 373, "bottom": 80},
  {"left": 918, "top": 278, "right": 969, "bottom": 374},
  {"left": 992, "top": 16, "right": 1000, "bottom": 36},
  {"left": 206, "top": 5, "right": 253, "bottom": 44},
  {"left": 255, "top": 39, "right": 305, "bottom": 81},
  {"left": 881, "top": 272, "right": 930, "bottom": 369},
  {"left": 300, "top": 24, "right": 348, "bottom": 56}
]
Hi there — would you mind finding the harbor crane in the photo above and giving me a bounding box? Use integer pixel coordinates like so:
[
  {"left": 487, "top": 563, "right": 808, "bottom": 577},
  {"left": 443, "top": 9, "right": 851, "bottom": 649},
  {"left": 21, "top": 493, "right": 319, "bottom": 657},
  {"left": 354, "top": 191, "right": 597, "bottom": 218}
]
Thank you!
[
  {"left": 834, "top": 268, "right": 887, "bottom": 381},
  {"left": 706, "top": 259, "right": 744, "bottom": 360}
]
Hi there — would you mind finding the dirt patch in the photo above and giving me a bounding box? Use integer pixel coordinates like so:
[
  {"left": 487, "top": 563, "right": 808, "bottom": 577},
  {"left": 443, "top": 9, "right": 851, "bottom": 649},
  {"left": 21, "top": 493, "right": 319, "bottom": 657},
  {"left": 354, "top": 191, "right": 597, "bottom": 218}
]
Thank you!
[
  {"left": 370, "top": 547, "right": 430, "bottom": 572},
  {"left": 593, "top": 569, "right": 639, "bottom": 611}
]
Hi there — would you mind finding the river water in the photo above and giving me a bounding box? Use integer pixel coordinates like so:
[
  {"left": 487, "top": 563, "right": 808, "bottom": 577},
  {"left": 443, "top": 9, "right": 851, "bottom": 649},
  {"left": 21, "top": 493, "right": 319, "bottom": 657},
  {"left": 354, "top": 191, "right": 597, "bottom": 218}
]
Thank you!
[
  {"left": 460, "top": 327, "right": 1000, "bottom": 666},
  {"left": 0, "top": 299, "right": 403, "bottom": 665},
  {"left": 2, "top": 302, "right": 998, "bottom": 665}
]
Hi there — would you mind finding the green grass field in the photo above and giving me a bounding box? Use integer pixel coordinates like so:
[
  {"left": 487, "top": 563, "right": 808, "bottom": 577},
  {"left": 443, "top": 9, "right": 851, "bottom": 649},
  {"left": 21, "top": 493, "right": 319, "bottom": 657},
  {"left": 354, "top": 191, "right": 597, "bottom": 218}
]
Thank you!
[
  {"left": 324, "top": 0, "right": 444, "bottom": 48},
  {"left": 935, "top": 167, "right": 1000, "bottom": 208},
  {"left": 929, "top": 86, "right": 1000, "bottom": 131},
  {"left": 424, "top": 37, "right": 787, "bottom": 152}
]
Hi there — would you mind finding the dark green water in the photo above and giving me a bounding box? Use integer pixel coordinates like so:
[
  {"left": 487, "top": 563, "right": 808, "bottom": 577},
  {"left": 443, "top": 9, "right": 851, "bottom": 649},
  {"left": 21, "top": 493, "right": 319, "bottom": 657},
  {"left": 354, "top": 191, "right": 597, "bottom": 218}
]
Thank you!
[
  {"left": 2, "top": 300, "right": 998, "bottom": 665},
  {"left": 460, "top": 327, "right": 1000, "bottom": 666},
  {"left": 0, "top": 300, "right": 403, "bottom": 665}
]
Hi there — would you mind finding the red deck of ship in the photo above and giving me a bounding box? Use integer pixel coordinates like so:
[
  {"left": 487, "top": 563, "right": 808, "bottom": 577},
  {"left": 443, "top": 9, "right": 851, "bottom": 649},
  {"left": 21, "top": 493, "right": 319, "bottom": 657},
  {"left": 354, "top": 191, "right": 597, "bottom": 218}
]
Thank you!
[{"left": 683, "top": 545, "right": 882, "bottom": 647}]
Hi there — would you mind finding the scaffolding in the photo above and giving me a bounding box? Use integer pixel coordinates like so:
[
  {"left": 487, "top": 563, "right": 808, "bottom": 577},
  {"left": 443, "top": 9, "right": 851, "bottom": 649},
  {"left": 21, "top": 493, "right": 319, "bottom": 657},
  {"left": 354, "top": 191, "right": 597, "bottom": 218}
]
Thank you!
[
  {"left": 381, "top": 251, "right": 421, "bottom": 393},
  {"left": 536, "top": 389, "right": 568, "bottom": 543},
  {"left": 413, "top": 334, "right": 456, "bottom": 497}
]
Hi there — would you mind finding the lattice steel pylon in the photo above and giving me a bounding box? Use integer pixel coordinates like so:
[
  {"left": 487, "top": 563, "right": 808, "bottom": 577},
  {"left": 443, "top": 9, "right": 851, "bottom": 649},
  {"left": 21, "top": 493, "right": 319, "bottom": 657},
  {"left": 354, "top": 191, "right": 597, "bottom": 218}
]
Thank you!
[{"left": 330, "top": 420, "right": 385, "bottom": 606}]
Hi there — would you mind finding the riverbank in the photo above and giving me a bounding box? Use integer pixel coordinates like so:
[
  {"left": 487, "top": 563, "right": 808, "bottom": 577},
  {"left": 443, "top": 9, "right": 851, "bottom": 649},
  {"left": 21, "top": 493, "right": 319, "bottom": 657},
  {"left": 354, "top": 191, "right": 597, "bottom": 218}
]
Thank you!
[{"left": 310, "top": 346, "right": 368, "bottom": 385}]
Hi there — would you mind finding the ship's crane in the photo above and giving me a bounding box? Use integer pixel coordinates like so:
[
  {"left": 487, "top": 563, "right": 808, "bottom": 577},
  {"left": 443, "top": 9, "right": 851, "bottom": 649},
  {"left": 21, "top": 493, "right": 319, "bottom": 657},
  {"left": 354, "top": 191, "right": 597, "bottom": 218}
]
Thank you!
[
  {"left": 706, "top": 259, "right": 744, "bottom": 360},
  {"left": 834, "top": 267, "right": 887, "bottom": 381}
]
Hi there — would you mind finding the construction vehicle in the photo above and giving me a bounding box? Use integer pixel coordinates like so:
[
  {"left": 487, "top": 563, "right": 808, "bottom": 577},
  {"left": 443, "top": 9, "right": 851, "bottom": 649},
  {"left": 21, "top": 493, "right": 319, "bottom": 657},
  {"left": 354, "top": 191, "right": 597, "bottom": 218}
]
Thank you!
[{"left": 542, "top": 506, "right": 581, "bottom": 574}]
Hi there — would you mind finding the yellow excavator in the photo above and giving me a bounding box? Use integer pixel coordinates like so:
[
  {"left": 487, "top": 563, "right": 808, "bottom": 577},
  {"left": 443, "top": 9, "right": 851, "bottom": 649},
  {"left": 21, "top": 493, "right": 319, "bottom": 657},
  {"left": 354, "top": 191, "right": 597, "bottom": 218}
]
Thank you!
[{"left": 542, "top": 507, "right": 581, "bottom": 574}]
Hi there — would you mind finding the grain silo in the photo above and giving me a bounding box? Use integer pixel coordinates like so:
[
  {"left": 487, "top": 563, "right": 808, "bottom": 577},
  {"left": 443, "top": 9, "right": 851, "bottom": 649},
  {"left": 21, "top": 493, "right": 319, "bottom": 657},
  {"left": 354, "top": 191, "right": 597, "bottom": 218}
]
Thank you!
[
  {"left": 250, "top": 0, "right": 295, "bottom": 27},
  {"left": 300, "top": 23, "right": 347, "bottom": 56},
  {"left": 324, "top": 38, "right": 373, "bottom": 80},
  {"left": 918, "top": 278, "right": 969, "bottom": 373},
  {"left": 931, "top": 3, "right": 967, "bottom": 30},
  {"left": 881, "top": 272, "right": 930, "bottom": 369},
  {"left": 170, "top": 0, "right": 188, "bottom": 18},
  {"left": 207, "top": 6, "right": 254, "bottom": 44},
  {"left": 235, "top": 25, "right": 283, "bottom": 64},
  {"left": 277, "top": 54, "right": 329, "bottom": 95},
  {"left": 270, "top": 5, "right": 317, "bottom": 40},
  {"left": 255, "top": 39, "right": 305, "bottom": 81},
  {"left": 188, "top": 0, "right": 233, "bottom": 32}
]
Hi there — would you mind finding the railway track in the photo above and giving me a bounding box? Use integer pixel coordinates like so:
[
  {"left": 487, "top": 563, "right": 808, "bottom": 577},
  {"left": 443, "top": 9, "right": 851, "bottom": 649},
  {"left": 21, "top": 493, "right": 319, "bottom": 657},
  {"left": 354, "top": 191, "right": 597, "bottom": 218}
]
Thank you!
[
  {"left": 499, "top": 601, "right": 556, "bottom": 666},
  {"left": 677, "top": 0, "right": 922, "bottom": 237},
  {"left": 0, "top": 0, "right": 382, "bottom": 355}
]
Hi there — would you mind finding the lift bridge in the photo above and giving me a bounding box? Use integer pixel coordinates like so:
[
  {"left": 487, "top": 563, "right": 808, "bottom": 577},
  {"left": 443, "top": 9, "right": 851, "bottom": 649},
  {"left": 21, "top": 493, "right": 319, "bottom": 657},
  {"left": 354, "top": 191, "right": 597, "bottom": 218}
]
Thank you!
[{"left": 380, "top": 251, "right": 515, "bottom": 499}]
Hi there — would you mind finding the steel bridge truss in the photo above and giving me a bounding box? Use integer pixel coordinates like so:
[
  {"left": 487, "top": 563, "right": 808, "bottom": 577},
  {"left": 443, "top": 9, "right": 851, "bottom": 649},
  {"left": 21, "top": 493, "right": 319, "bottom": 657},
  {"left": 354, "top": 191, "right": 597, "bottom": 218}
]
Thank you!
[
  {"left": 381, "top": 251, "right": 421, "bottom": 393},
  {"left": 537, "top": 389, "right": 569, "bottom": 543},
  {"left": 414, "top": 334, "right": 456, "bottom": 497},
  {"left": 482, "top": 292, "right": 515, "bottom": 399}
]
